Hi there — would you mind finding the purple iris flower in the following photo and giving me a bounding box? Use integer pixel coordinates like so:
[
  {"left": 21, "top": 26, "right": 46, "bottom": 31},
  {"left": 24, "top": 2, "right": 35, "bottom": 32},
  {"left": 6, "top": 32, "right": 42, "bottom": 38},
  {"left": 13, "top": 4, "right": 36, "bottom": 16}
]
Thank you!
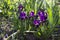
[
  {"left": 5, "top": 34, "right": 8, "bottom": 38},
  {"left": 18, "top": 4, "right": 23, "bottom": 11},
  {"left": 33, "top": 20, "right": 40, "bottom": 26},
  {"left": 38, "top": 11, "right": 47, "bottom": 21},
  {"left": 19, "top": 11, "right": 27, "bottom": 20},
  {"left": 29, "top": 11, "right": 34, "bottom": 17}
]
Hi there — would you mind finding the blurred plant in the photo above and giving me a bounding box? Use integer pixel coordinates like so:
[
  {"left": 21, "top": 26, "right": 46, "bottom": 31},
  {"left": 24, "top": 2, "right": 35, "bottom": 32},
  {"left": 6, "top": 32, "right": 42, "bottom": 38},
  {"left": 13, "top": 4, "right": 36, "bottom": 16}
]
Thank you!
[{"left": 0, "top": 0, "right": 60, "bottom": 40}]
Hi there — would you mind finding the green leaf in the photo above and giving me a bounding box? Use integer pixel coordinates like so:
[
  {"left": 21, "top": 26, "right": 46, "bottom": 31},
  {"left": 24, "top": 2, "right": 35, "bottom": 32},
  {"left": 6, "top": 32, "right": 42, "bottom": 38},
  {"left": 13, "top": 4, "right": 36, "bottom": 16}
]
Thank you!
[
  {"left": 47, "top": 7, "right": 53, "bottom": 25},
  {"left": 41, "top": 27, "right": 45, "bottom": 33}
]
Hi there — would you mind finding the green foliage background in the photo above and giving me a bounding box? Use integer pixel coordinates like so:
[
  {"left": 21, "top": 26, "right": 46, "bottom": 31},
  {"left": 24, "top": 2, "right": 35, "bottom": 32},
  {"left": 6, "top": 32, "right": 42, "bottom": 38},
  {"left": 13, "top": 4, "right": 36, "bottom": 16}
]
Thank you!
[{"left": 0, "top": 0, "right": 60, "bottom": 40}]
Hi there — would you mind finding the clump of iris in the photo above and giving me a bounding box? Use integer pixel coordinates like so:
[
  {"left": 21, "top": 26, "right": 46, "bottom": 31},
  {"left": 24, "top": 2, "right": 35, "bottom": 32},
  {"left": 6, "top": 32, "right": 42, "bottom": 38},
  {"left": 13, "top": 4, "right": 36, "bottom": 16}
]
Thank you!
[{"left": 18, "top": 4, "right": 48, "bottom": 27}]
